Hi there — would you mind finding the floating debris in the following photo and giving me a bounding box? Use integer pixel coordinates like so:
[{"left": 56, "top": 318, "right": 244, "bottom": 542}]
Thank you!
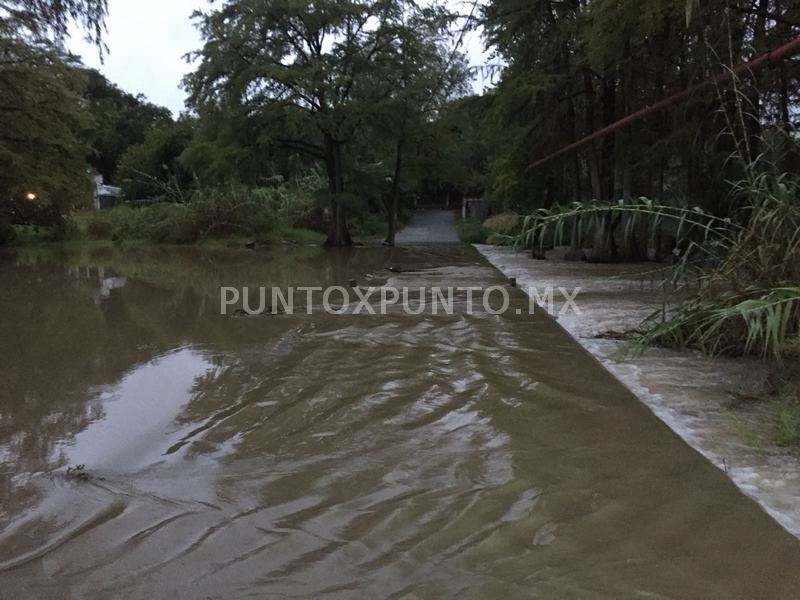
[
  {"left": 66, "top": 464, "right": 91, "bottom": 482},
  {"left": 592, "top": 329, "right": 640, "bottom": 341},
  {"left": 232, "top": 307, "right": 285, "bottom": 317}
]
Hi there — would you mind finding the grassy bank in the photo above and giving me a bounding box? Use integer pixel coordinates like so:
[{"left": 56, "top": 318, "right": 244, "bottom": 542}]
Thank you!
[
  {"left": 455, "top": 218, "right": 489, "bottom": 243},
  {"left": 7, "top": 216, "right": 328, "bottom": 249},
  {"left": 5, "top": 196, "right": 393, "bottom": 249},
  {"left": 2, "top": 170, "right": 401, "bottom": 249}
]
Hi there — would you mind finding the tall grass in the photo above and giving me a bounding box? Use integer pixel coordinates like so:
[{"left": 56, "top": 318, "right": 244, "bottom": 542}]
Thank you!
[
  {"left": 81, "top": 176, "right": 321, "bottom": 244},
  {"left": 513, "top": 159, "right": 800, "bottom": 360}
]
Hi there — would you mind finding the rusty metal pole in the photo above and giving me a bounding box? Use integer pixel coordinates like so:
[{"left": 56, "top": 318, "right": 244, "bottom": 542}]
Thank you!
[{"left": 525, "top": 36, "right": 800, "bottom": 172}]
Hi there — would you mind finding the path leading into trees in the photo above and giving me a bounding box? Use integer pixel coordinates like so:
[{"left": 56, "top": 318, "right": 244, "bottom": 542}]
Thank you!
[{"left": 396, "top": 209, "right": 459, "bottom": 244}]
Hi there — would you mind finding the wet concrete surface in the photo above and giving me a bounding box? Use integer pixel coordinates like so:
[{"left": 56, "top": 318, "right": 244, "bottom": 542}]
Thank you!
[
  {"left": 396, "top": 209, "right": 460, "bottom": 244},
  {"left": 479, "top": 244, "right": 800, "bottom": 540}
]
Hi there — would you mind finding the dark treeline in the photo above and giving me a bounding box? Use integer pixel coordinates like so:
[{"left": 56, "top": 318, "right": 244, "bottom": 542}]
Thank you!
[
  {"left": 479, "top": 0, "right": 800, "bottom": 219},
  {"left": 475, "top": 1, "right": 800, "bottom": 361},
  {"left": 1, "top": 0, "right": 484, "bottom": 246},
  {"left": 1, "top": 0, "right": 799, "bottom": 252}
]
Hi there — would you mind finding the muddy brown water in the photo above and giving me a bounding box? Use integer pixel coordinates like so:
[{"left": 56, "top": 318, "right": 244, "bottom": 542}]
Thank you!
[{"left": 1, "top": 244, "right": 799, "bottom": 599}]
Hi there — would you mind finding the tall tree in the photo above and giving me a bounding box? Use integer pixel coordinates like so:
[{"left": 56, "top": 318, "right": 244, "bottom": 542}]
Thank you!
[
  {"left": 481, "top": 0, "right": 800, "bottom": 261},
  {"left": 83, "top": 70, "right": 173, "bottom": 183},
  {"left": 186, "top": 0, "right": 423, "bottom": 246},
  {"left": 357, "top": 2, "right": 468, "bottom": 244},
  {"left": 117, "top": 118, "right": 194, "bottom": 200},
  {"left": 0, "top": 0, "right": 108, "bottom": 240},
  {"left": 1, "top": 0, "right": 107, "bottom": 42}
]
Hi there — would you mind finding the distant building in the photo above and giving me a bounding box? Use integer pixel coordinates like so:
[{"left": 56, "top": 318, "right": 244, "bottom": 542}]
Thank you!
[
  {"left": 88, "top": 168, "right": 121, "bottom": 209},
  {"left": 462, "top": 197, "right": 487, "bottom": 221}
]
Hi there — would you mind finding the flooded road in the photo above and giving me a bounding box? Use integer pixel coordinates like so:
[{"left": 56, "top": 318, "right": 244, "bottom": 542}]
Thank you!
[
  {"left": 1, "top": 244, "right": 800, "bottom": 599},
  {"left": 478, "top": 244, "right": 800, "bottom": 539}
]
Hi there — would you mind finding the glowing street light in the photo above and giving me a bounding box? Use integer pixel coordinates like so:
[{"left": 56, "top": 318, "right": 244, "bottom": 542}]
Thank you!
[{"left": 25, "top": 192, "right": 37, "bottom": 201}]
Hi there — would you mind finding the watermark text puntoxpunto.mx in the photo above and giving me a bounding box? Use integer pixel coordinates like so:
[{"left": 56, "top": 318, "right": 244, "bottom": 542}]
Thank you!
[{"left": 220, "top": 286, "right": 582, "bottom": 317}]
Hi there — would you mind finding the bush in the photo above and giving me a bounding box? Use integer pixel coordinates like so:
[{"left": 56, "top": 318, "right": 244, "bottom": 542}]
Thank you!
[
  {"left": 140, "top": 204, "right": 200, "bottom": 244},
  {"left": 79, "top": 180, "right": 321, "bottom": 244},
  {"left": 457, "top": 219, "right": 489, "bottom": 243},
  {"left": 189, "top": 186, "right": 268, "bottom": 238},
  {"left": 483, "top": 212, "right": 522, "bottom": 245},
  {"left": 83, "top": 205, "right": 147, "bottom": 240},
  {"left": 484, "top": 213, "right": 521, "bottom": 236},
  {"left": 0, "top": 218, "right": 16, "bottom": 245},
  {"left": 85, "top": 215, "right": 113, "bottom": 239},
  {"left": 350, "top": 212, "right": 386, "bottom": 237},
  {"left": 48, "top": 215, "right": 78, "bottom": 241}
]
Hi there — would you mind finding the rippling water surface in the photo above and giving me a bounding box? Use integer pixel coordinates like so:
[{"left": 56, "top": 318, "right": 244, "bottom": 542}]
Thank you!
[{"left": 1, "top": 244, "right": 799, "bottom": 599}]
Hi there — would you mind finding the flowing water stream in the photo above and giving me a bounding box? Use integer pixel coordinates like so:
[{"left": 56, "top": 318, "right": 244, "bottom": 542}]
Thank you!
[
  {"left": 477, "top": 244, "right": 800, "bottom": 539},
  {"left": 1, "top": 244, "right": 799, "bottom": 599}
]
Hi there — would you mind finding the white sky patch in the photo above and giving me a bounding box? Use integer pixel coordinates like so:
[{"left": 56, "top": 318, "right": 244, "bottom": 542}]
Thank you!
[
  {"left": 68, "top": 0, "right": 498, "bottom": 116},
  {"left": 68, "top": 0, "right": 204, "bottom": 116}
]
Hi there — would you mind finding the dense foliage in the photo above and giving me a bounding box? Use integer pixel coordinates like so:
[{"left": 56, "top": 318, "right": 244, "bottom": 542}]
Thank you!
[
  {"left": 0, "top": 0, "right": 173, "bottom": 236},
  {"left": 0, "top": 1, "right": 106, "bottom": 237},
  {"left": 1, "top": 0, "right": 476, "bottom": 247},
  {"left": 473, "top": 0, "right": 800, "bottom": 360},
  {"left": 481, "top": 0, "right": 800, "bottom": 214},
  {"left": 84, "top": 70, "right": 173, "bottom": 183},
  {"left": 185, "top": 0, "right": 467, "bottom": 245},
  {"left": 81, "top": 177, "right": 320, "bottom": 244}
]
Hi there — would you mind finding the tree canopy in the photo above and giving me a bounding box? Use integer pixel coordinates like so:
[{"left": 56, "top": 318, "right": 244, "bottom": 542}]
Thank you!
[
  {"left": 186, "top": 0, "right": 467, "bottom": 245},
  {"left": 0, "top": 4, "right": 94, "bottom": 218},
  {"left": 84, "top": 70, "right": 173, "bottom": 183},
  {"left": 2, "top": 0, "right": 799, "bottom": 254},
  {"left": 1, "top": 0, "right": 107, "bottom": 41},
  {"left": 480, "top": 0, "right": 800, "bottom": 211},
  {"left": 0, "top": 0, "right": 111, "bottom": 234}
]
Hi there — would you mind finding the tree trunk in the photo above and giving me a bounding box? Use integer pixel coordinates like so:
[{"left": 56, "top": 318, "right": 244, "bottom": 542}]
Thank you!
[
  {"left": 588, "top": 212, "right": 618, "bottom": 263},
  {"left": 620, "top": 213, "right": 649, "bottom": 261},
  {"left": 653, "top": 222, "right": 675, "bottom": 263},
  {"left": 600, "top": 74, "right": 616, "bottom": 199},
  {"left": 564, "top": 218, "right": 586, "bottom": 261},
  {"left": 385, "top": 138, "right": 404, "bottom": 246},
  {"left": 324, "top": 137, "right": 353, "bottom": 247},
  {"left": 582, "top": 69, "right": 602, "bottom": 200},
  {"left": 531, "top": 228, "right": 547, "bottom": 260},
  {"left": 779, "top": 62, "right": 791, "bottom": 133}
]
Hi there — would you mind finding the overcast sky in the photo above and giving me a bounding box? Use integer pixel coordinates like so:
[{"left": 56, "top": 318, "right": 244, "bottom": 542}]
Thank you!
[{"left": 68, "top": 0, "right": 496, "bottom": 116}]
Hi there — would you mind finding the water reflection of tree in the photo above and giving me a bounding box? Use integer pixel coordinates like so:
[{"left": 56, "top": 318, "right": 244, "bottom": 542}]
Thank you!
[
  {"left": 0, "top": 244, "right": 478, "bottom": 516},
  {"left": 0, "top": 246, "right": 393, "bottom": 479}
]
